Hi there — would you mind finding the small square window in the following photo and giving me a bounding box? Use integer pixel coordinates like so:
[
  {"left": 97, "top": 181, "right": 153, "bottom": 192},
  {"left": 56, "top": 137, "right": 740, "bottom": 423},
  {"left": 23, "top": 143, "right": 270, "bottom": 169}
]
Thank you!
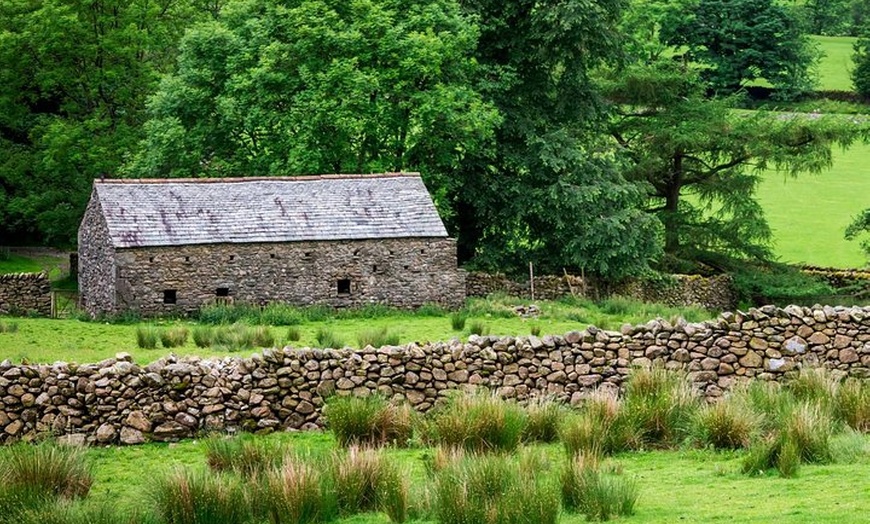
[
  {"left": 184, "top": 256, "right": 190, "bottom": 262},
  {"left": 270, "top": 253, "right": 276, "bottom": 259},
  {"left": 337, "top": 279, "right": 351, "bottom": 295},
  {"left": 372, "top": 265, "right": 378, "bottom": 272},
  {"left": 163, "top": 290, "right": 177, "bottom": 304},
  {"left": 216, "top": 287, "right": 229, "bottom": 297},
  {"left": 420, "top": 249, "right": 425, "bottom": 254},
  {"left": 149, "top": 256, "right": 155, "bottom": 263},
  {"left": 229, "top": 255, "right": 235, "bottom": 261},
  {"left": 403, "top": 265, "right": 409, "bottom": 270}
]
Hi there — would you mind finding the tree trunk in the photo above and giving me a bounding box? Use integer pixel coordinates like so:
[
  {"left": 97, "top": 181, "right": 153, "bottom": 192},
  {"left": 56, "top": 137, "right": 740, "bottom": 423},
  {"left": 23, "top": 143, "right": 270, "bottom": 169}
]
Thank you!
[{"left": 663, "top": 154, "right": 683, "bottom": 255}]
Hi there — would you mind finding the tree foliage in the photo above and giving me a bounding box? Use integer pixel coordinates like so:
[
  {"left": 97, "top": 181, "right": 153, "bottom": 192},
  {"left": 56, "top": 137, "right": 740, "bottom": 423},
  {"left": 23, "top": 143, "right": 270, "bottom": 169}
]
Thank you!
[
  {"left": 664, "top": 0, "right": 818, "bottom": 97},
  {"left": 853, "top": 32, "right": 870, "bottom": 97}
]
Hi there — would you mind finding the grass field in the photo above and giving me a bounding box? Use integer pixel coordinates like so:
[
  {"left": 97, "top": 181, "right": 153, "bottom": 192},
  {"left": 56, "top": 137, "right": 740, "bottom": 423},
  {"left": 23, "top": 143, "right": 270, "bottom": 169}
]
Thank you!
[
  {"left": 27, "top": 431, "right": 870, "bottom": 523},
  {"left": 814, "top": 35, "right": 858, "bottom": 92},
  {"left": 758, "top": 142, "right": 870, "bottom": 268},
  {"left": 0, "top": 297, "right": 714, "bottom": 365}
]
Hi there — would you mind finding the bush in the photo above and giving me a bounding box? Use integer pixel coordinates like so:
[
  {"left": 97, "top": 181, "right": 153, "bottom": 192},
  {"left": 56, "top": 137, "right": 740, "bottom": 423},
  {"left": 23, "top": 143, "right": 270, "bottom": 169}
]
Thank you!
[
  {"left": 160, "top": 326, "right": 189, "bottom": 348},
  {"left": 135, "top": 325, "right": 160, "bottom": 349},
  {"left": 0, "top": 320, "right": 19, "bottom": 333},
  {"left": 324, "top": 395, "right": 414, "bottom": 447},
  {"left": 449, "top": 313, "right": 466, "bottom": 331},
  {"left": 315, "top": 327, "right": 344, "bottom": 349},
  {"left": 258, "top": 457, "right": 337, "bottom": 524},
  {"left": 620, "top": 366, "right": 699, "bottom": 449},
  {"left": 853, "top": 34, "right": 870, "bottom": 97},
  {"left": 834, "top": 378, "right": 870, "bottom": 431},
  {"left": 356, "top": 327, "right": 400, "bottom": 349},
  {"left": 150, "top": 469, "right": 251, "bottom": 524},
  {"left": 331, "top": 447, "right": 408, "bottom": 520},
  {"left": 191, "top": 326, "right": 214, "bottom": 348},
  {"left": 286, "top": 326, "right": 302, "bottom": 343},
  {"left": 522, "top": 397, "right": 564, "bottom": 443},
  {"left": 433, "top": 451, "right": 560, "bottom": 524},
  {"left": 561, "top": 453, "right": 638, "bottom": 521},
  {"left": 204, "top": 435, "right": 283, "bottom": 477},
  {"left": 693, "top": 396, "right": 759, "bottom": 450},
  {"left": 732, "top": 263, "right": 833, "bottom": 306},
  {"left": 0, "top": 442, "right": 93, "bottom": 502},
  {"left": 424, "top": 391, "right": 527, "bottom": 453}
]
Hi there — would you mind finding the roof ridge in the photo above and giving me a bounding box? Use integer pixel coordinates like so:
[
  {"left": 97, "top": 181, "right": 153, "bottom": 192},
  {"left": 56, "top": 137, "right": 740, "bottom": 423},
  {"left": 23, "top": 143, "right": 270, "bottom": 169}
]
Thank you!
[{"left": 94, "top": 173, "right": 421, "bottom": 185}]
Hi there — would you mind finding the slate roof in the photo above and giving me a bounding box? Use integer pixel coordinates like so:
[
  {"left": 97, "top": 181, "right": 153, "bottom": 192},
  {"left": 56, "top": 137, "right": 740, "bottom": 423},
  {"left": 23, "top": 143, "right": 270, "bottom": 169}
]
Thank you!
[{"left": 92, "top": 174, "right": 449, "bottom": 248}]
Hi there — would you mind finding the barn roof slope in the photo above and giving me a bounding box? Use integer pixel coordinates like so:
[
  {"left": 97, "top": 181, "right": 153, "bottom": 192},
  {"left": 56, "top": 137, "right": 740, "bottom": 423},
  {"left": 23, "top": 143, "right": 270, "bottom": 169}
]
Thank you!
[{"left": 92, "top": 173, "right": 449, "bottom": 248}]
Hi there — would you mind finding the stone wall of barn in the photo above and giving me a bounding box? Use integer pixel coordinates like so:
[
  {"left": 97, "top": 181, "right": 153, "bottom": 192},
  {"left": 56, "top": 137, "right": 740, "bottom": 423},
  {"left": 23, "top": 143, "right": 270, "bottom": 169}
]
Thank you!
[
  {"left": 112, "top": 237, "right": 465, "bottom": 316},
  {"left": 1, "top": 304, "right": 868, "bottom": 445},
  {"left": 77, "top": 195, "right": 117, "bottom": 317},
  {"left": 0, "top": 273, "right": 51, "bottom": 316}
]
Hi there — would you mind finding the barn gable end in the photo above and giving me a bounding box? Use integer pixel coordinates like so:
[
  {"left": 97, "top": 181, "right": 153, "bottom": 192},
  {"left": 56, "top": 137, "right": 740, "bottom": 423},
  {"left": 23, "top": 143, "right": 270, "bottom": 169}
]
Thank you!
[{"left": 78, "top": 189, "right": 117, "bottom": 316}]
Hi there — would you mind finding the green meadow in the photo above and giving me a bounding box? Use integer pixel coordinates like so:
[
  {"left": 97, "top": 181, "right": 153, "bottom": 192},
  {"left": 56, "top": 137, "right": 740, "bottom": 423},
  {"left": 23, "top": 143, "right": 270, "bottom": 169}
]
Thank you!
[{"left": 813, "top": 35, "right": 857, "bottom": 92}]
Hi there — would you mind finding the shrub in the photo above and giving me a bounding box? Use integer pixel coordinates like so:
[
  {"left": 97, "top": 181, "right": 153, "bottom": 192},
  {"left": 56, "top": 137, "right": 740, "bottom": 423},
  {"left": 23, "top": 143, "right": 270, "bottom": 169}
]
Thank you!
[
  {"left": 449, "top": 312, "right": 466, "bottom": 331},
  {"left": 191, "top": 326, "right": 214, "bottom": 348},
  {"left": 561, "top": 452, "right": 638, "bottom": 521},
  {"left": 315, "top": 327, "right": 344, "bottom": 349},
  {"left": 356, "top": 327, "right": 400, "bottom": 349},
  {"left": 425, "top": 391, "right": 527, "bottom": 453},
  {"left": 835, "top": 378, "right": 870, "bottom": 431},
  {"left": 331, "top": 447, "right": 408, "bottom": 520},
  {"left": 150, "top": 469, "right": 250, "bottom": 524},
  {"left": 258, "top": 457, "right": 337, "bottom": 524},
  {"left": 204, "top": 435, "right": 283, "bottom": 477},
  {"left": 620, "top": 366, "right": 699, "bottom": 448},
  {"left": 693, "top": 396, "right": 759, "bottom": 450},
  {"left": 522, "top": 397, "right": 564, "bottom": 443},
  {"left": 0, "top": 442, "right": 93, "bottom": 501},
  {"left": 252, "top": 326, "right": 276, "bottom": 348},
  {"left": 0, "top": 320, "right": 19, "bottom": 333},
  {"left": 135, "top": 325, "right": 160, "bottom": 349},
  {"left": 467, "top": 320, "right": 489, "bottom": 336},
  {"left": 286, "top": 326, "right": 302, "bottom": 343},
  {"left": 160, "top": 326, "right": 189, "bottom": 348},
  {"left": 325, "top": 395, "right": 414, "bottom": 448},
  {"left": 433, "top": 451, "right": 560, "bottom": 524}
]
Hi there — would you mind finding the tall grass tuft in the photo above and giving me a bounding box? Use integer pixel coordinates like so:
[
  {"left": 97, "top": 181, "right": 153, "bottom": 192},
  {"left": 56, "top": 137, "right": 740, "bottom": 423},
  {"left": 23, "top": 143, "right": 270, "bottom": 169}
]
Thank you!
[
  {"left": 204, "top": 435, "right": 283, "bottom": 477},
  {"left": 150, "top": 469, "right": 250, "bottom": 524},
  {"left": 259, "top": 303, "right": 304, "bottom": 326},
  {"left": 135, "top": 325, "right": 160, "bottom": 349},
  {"left": 620, "top": 366, "right": 699, "bottom": 449},
  {"left": 191, "top": 326, "right": 214, "bottom": 348},
  {"left": 252, "top": 326, "right": 276, "bottom": 348},
  {"left": 834, "top": 378, "right": 870, "bottom": 431},
  {"left": 356, "top": 327, "right": 400, "bottom": 348},
  {"left": 286, "top": 326, "right": 302, "bottom": 343},
  {"left": 315, "top": 327, "right": 344, "bottom": 349},
  {"left": 0, "top": 442, "right": 93, "bottom": 501},
  {"left": 433, "top": 450, "right": 560, "bottom": 524},
  {"left": 0, "top": 320, "right": 19, "bottom": 333},
  {"left": 466, "top": 320, "right": 490, "bottom": 336},
  {"left": 522, "top": 396, "right": 565, "bottom": 443},
  {"left": 213, "top": 323, "right": 254, "bottom": 351},
  {"left": 562, "top": 389, "right": 627, "bottom": 456},
  {"left": 787, "top": 366, "right": 837, "bottom": 409},
  {"left": 330, "top": 447, "right": 408, "bottom": 520},
  {"left": 693, "top": 395, "right": 759, "bottom": 450},
  {"left": 561, "top": 452, "right": 638, "bottom": 521},
  {"left": 10, "top": 503, "right": 159, "bottom": 524},
  {"left": 324, "top": 395, "right": 414, "bottom": 447},
  {"left": 160, "top": 326, "right": 189, "bottom": 348},
  {"left": 258, "top": 457, "right": 337, "bottom": 524},
  {"left": 449, "top": 312, "right": 467, "bottom": 331},
  {"left": 424, "top": 391, "right": 527, "bottom": 453}
]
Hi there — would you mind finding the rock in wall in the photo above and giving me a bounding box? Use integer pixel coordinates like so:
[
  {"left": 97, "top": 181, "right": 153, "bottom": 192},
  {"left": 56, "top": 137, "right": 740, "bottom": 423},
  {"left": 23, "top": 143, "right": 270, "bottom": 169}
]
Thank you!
[
  {"left": 0, "top": 273, "right": 51, "bottom": 316},
  {"left": 0, "top": 304, "right": 867, "bottom": 445}
]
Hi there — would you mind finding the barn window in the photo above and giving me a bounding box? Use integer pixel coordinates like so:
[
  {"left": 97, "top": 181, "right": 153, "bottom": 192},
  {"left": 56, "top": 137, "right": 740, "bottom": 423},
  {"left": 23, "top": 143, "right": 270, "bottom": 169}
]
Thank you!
[
  {"left": 420, "top": 249, "right": 425, "bottom": 254},
  {"left": 149, "top": 256, "right": 155, "bottom": 263},
  {"left": 270, "top": 253, "right": 276, "bottom": 259},
  {"left": 229, "top": 255, "right": 235, "bottom": 261},
  {"left": 372, "top": 265, "right": 378, "bottom": 272},
  {"left": 216, "top": 287, "right": 230, "bottom": 297},
  {"left": 404, "top": 265, "right": 409, "bottom": 270},
  {"left": 337, "top": 279, "right": 351, "bottom": 295},
  {"left": 163, "top": 290, "right": 177, "bottom": 304},
  {"left": 184, "top": 256, "right": 190, "bottom": 262}
]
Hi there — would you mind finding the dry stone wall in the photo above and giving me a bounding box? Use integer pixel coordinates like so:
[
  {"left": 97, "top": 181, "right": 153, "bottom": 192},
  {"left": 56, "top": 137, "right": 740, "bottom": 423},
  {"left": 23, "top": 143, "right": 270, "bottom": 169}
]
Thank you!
[
  {"left": 0, "top": 273, "right": 51, "bottom": 316},
  {"left": 1, "top": 304, "right": 868, "bottom": 445}
]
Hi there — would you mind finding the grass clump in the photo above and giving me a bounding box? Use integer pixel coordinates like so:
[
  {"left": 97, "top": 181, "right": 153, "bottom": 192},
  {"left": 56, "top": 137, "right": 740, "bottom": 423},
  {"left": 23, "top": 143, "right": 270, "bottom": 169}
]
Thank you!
[
  {"left": 561, "top": 452, "right": 638, "bottom": 521},
  {"left": 135, "top": 325, "right": 160, "bottom": 349},
  {"left": 315, "top": 327, "right": 344, "bottom": 349},
  {"left": 330, "top": 447, "right": 408, "bottom": 521},
  {"left": 787, "top": 366, "right": 837, "bottom": 408},
  {"left": 562, "top": 389, "right": 627, "bottom": 456},
  {"left": 356, "top": 327, "right": 400, "bottom": 348},
  {"left": 522, "top": 397, "right": 565, "bottom": 443},
  {"left": 286, "top": 326, "right": 301, "bottom": 343},
  {"left": 251, "top": 325, "right": 276, "bottom": 348},
  {"left": 620, "top": 366, "right": 699, "bottom": 449},
  {"left": 258, "top": 457, "right": 337, "bottom": 524},
  {"left": 204, "top": 435, "right": 283, "bottom": 477},
  {"left": 449, "top": 312, "right": 466, "bottom": 331},
  {"left": 693, "top": 395, "right": 759, "bottom": 450},
  {"left": 834, "top": 378, "right": 870, "bottom": 432},
  {"left": 432, "top": 449, "right": 560, "bottom": 524},
  {"left": 191, "top": 326, "right": 214, "bottom": 348},
  {"left": 0, "top": 442, "right": 93, "bottom": 502},
  {"left": 159, "top": 326, "right": 189, "bottom": 348},
  {"left": 424, "top": 391, "right": 527, "bottom": 453},
  {"left": 150, "top": 469, "right": 250, "bottom": 524},
  {"left": 466, "top": 319, "right": 490, "bottom": 336},
  {"left": 0, "top": 320, "right": 19, "bottom": 333},
  {"left": 324, "top": 395, "right": 414, "bottom": 447}
]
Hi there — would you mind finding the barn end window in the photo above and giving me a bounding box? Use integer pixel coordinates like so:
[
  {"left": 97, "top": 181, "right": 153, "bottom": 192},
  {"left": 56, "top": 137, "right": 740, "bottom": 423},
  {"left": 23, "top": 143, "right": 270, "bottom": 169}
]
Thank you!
[
  {"left": 163, "top": 290, "right": 177, "bottom": 304},
  {"left": 337, "top": 279, "right": 351, "bottom": 295},
  {"left": 229, "top": 255, "right": 235, "bottom": 261},
  {"left": 216, "top": 287, "right": 230, "bottom": 297}
]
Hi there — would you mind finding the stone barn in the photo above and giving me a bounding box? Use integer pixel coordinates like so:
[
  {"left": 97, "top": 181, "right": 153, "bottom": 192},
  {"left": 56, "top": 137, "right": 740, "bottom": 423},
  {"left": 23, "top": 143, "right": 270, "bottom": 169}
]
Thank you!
[{"left": 78, "top": 173, "right": 466, "bottom": 317}]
